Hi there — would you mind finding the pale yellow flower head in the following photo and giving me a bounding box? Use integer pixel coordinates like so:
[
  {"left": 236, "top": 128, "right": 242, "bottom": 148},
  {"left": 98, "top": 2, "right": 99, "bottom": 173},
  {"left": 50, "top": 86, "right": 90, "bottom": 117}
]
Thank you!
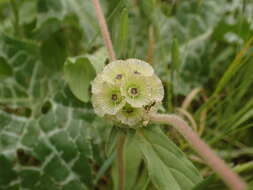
[{"left": 91, "top": 59, "right": 164, "bottom": 127}]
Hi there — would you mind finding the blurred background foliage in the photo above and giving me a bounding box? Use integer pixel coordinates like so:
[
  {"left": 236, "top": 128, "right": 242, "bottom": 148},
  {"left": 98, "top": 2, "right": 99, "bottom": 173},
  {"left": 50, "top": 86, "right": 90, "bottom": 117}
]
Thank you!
[{"left": 0, "top": 0, "right": 253, "bottom": 189}]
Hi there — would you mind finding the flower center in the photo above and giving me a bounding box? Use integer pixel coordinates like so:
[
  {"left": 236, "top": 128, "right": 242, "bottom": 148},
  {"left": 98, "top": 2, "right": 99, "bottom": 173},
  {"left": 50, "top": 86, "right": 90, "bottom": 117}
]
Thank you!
[
  {"left": 115, "top": 74, "right": 122, "bottom": 80},
  {"left": 126, "top": 107, "right": 134, "bottom": 114},
  {"left": 111, "top": 94, "right": 118, "bottom": 101},
  {"left": 128, "top": 87, "right": 138, "bottom": 97},
  {"left": 134, "top": 70, "right": 140, "bottom": 74}
]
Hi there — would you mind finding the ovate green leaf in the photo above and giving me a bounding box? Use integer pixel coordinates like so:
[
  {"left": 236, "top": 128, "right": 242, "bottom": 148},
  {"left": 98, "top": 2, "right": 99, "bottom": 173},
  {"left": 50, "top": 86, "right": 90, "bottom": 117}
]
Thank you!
[
  {"left": 0, "top": 33, "right": 57, "bottom": 109},
  {"left": 136, "top": 127, "right": 202, "bottom": 190},
  {"left": 33, "top": 18, "right": 61, "bottom": 41},
  {"left": 64, "top": 56, "right": 96, "bottom": 102},
  {"left": 40, "top": 32, "right": 67, "bottom": 71},
  {"left": 0, "top": 101, "right": 93, "bottom": 190},
  {"left": 85, "top": 48, "right": 108, "bottom": 73},
  {"left": 37, "top": 0, "right": 62, "bottom": 13}
]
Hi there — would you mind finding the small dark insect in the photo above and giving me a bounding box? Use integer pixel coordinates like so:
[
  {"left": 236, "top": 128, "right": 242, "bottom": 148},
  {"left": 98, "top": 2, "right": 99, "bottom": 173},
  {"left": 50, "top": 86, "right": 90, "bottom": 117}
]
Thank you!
[
  {"left": 134, "top": 70, "right": 140, "bottom": 74},
  {"left": 16, "top": 148, "right": 41, "bottom": 166},
  {"left": 126, "top": 107, "right": 134, "bottom": 114},
  {"left": 144, "top": 101, "right": 156, "bottom": 112},
  {"left": 105, "top": 58, "right": 110, "bottom": 65},
  {"left": 130, "top": 88, "right": 138, "bottom": 95},
  {"left": 115, "top": 74, "right": 123, "bottom": 79},
  {"left": 111, "top": 94, "right": 118, "bottom": 101}
]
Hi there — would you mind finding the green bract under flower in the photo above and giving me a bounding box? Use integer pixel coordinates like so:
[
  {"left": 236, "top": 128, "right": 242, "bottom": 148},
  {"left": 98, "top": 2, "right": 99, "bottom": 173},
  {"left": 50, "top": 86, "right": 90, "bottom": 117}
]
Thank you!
[
  {"left": 91, "top": 59, "right": 164, "bottom": 127},
  {"left": 116, "top": 104, "right": 144, "bottom": 126}
]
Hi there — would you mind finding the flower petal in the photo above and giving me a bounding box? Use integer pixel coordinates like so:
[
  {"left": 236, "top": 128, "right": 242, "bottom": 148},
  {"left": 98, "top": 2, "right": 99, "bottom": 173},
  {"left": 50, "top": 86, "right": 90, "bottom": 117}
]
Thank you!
[
  {"left": 91, "top": 73, "right": 105, "bottom": 94},
  {"left": 126, "top": 58, "right": 154, "bottom": 76},
  {"left": 149, "top": 74, "right": 164, "bottom": 102},
  {"left": 92, "top": 82, "right": 126, "bottom": 115},
  {"left": 101, "top": 60, "right": 131, "bottom": 84},
  {"left": 121, "top": 74, "right": 152, "bottom": 107}
]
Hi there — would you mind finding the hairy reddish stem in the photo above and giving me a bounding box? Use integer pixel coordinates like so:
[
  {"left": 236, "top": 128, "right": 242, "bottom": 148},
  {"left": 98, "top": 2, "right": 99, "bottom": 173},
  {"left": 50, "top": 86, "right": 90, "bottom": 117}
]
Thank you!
[
  {"left": 91, "top": 0, "right": 116, "bottom": 61},
  {"left": 149, "top": 113, "right": 247, "bottom": 190}
]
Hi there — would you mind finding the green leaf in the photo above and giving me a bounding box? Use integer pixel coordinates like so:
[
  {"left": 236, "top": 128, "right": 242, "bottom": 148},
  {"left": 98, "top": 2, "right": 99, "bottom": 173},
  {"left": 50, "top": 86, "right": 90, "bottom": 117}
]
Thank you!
[
  {"left": 112, "top": 132, "right": 143, "bottom": 190},
  {"left": 171, "top": 37, "right": 181, "bottom": 71},
  {"left": 0, "top": 33, "right": 58, "bottom": 109},
  {"left": 124, "top": 138, "right": 143, "bottom": 190},
  {"left": 136, "top": 127, "right": 202, "bottom": 190},
  {"left": 33, "top": 18, "right": 61, "bottom": 41},
  {"left": 85, "top": 48, "right": 108, "bottom": 73},
  {"left": 40, "top": 32, "right": 67, "bottom": 71},
  {"left": 116, "top": 8, "right": 128, "bottom": 57},
  {"left": 140, "top": 0, "right": 156, "bottom": 22},
  {"left": 64, "top": 56, "right": 96, "bottom": 102},
  {"left": 94, "top": 152, "right": 116, "bottom": 185},
  {"left": 37, "top": 0, "right": 62, "bottom": 13},
  {"left": 105, "top": 127, "right": 121, "bottom": 156},
  {"left": 0, "top": 56, "right": 12, "bottom": 79},
  {"left": 192, "top": 174, "right": 226, "bottom": 190},
  {"left": 0, "top": 101, "right": 94, "bottom": 190},
  {"left": 160, "top": 1, "right": 174, "bottom": 17},
  {"left": 132, "top": 168, "right": 150, "bottom": 190},
  {"left": 212, "top": 18, "right": 253, "bottom": 42},
  {"left": 193, "top": 161, "right": 253, "bottom": 190},
  {"left": 213, "top": 37, "right": 253, "bottom": 96}
]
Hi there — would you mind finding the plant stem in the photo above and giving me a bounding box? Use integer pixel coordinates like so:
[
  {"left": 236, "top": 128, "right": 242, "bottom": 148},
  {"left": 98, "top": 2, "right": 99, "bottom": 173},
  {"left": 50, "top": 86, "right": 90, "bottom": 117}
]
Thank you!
[
  {"left": 91, "top": 0, "right": 116, "bottom": 61},
  {"left": 117, "top": 134, "right": 126, "bottom": 190},
  {"left": 149, "top": 113, "right": 247, "bottom": 190},
  {"left": 146, "top": 25, "right": 155, "bottom": 64},
  {"left": 10, "top": 0, "right": 20, "bottom": 36},
  {"left": 234, "top": 161, "right": 253, "bottom": 174}
]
